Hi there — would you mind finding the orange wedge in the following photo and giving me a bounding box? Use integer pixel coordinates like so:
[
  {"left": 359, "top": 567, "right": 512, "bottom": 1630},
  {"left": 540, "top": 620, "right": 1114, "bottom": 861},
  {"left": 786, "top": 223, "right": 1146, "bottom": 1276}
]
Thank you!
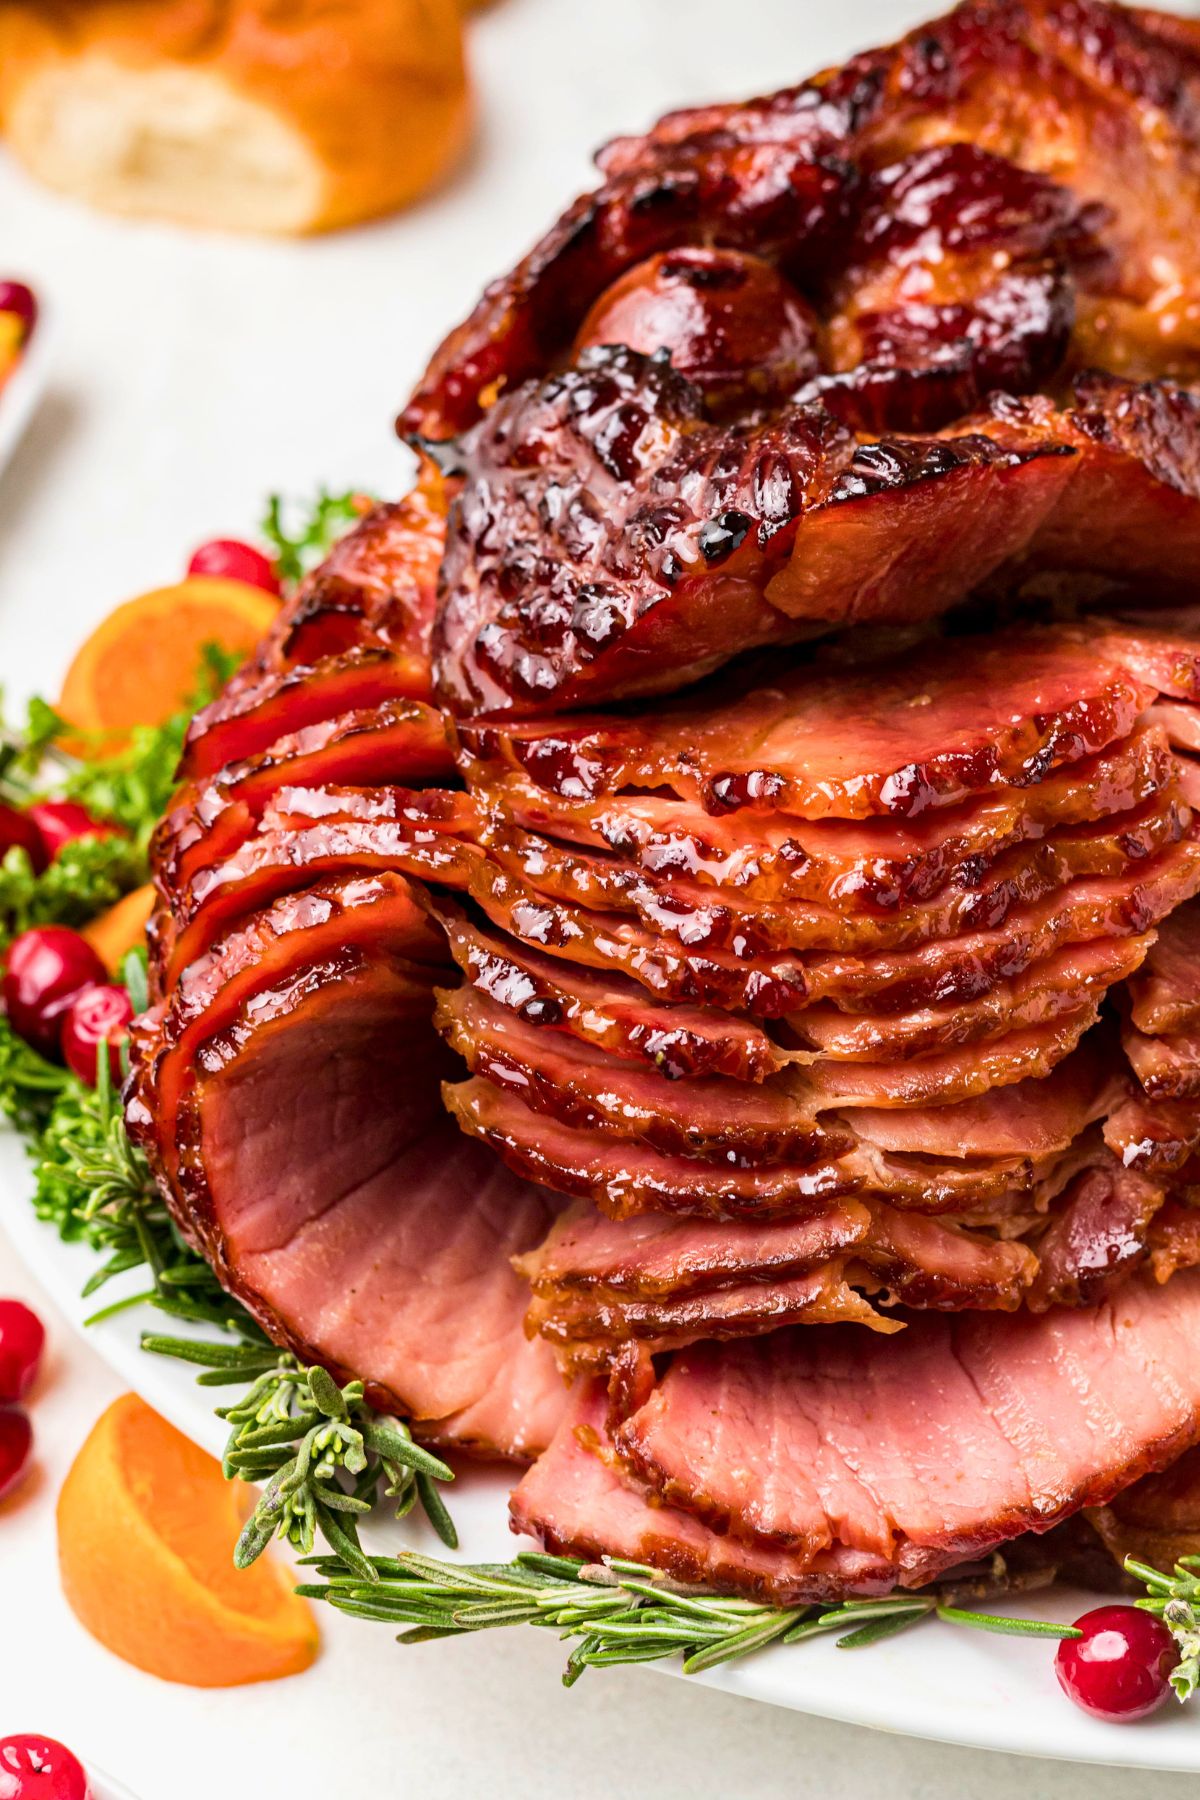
[
  {"left": 57, "top": 1393, "right": 319, "bottom": 1687},
  {"left": 82, "top": 883, "right": 156, "bottom": 974},
  {"left": 57, "top": 576, "right": 278, "bottom": 744}
]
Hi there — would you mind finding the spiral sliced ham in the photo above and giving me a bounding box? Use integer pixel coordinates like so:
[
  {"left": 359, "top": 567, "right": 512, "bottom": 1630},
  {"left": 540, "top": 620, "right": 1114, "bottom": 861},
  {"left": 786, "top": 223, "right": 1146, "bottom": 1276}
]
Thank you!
[{"left": 131, "top": 0, "right": 1200, "bottom": 1604}]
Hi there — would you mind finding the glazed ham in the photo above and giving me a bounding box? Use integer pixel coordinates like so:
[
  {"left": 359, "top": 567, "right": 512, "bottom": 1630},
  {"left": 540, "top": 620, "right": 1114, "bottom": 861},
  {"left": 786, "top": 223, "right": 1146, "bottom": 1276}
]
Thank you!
[
  {"left": 130, "top": 0, "right": 1200, "bottom": 1603},
  {"left": 513, "top": 1273, "right": 1200, "bottom": 1601}
]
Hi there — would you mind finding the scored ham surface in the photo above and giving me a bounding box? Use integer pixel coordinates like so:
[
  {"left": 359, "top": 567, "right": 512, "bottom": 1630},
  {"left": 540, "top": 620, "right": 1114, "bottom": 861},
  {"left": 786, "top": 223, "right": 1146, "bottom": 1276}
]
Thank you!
[{"left": 131, "top": 0, "right": 1200, "bottom": 1604}]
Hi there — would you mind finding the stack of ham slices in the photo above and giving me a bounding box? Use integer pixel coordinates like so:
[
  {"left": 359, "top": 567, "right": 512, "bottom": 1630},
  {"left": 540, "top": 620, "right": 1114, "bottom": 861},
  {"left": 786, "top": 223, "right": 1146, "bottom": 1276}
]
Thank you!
[{"left": 132, "top": 0, "right": 1200, "bottom": 1603}]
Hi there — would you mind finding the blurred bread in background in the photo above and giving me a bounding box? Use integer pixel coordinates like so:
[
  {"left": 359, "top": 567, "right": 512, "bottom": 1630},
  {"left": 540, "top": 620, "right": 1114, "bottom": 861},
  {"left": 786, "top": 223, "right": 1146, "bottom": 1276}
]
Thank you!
[{"left": 0, "top": 0, "right": 471, "bottom": 234}]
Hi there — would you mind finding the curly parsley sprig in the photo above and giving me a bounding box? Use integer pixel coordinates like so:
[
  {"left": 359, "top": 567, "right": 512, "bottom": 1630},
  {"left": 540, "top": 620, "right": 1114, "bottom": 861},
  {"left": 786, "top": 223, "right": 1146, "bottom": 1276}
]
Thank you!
[{"left": 261, "top": 489, "right": 371, "bottom": 588}]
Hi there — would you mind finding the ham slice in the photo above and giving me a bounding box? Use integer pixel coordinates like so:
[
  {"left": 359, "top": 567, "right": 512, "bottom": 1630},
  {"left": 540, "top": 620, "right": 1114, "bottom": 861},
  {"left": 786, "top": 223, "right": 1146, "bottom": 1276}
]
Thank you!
[
  {"left": 259, "top": 480, "right": 447, "bottom": 673},
  {"left": 470, "top": 724, "right": 1173, "bottom": 910},
  {"left": 444, "top": 1070, "right": 1090, "bottom": 1222},
  {"left": 1028, "top": 1156, "right": 1165, "bottom": 1310},
  {"left": 159, "top": 697, "right": 454, "bottom": 897},
  {"left": 181, "top": 646, "right": 436, "bottom": 781},
  {"left": 609, "top": 1271, "right": 1200, "bottom": 1585},
  {"left": 521, "top": 1199, "right": 1037, "bottom": 1365},
  {"left": 510, "top": 1384, "right": 849, "bottom": 1605},
  {"left": 461, "top": 836, "right": 1200, "bottom": 1017},
  {"left": 158, "top": 789, "right": 480, "bottom": 986},
  {"left": 458, "top": 624, "right": 1167, "bottom": 821},
  {"left": 1105, "top": 1089, "right": 1200, "bottom": 1174},
  {"left": 133, "top": 948, "right": 568, "bottom": 1459},
  {"left": 437, "top": 899, "right": 785, "bottom": 1083},
  {"left": 478, "top": 789, "right": 1186, "bottom": 959},
  {"left": 1126, "top": 898, "right": 1200, "bottom": 1034}
]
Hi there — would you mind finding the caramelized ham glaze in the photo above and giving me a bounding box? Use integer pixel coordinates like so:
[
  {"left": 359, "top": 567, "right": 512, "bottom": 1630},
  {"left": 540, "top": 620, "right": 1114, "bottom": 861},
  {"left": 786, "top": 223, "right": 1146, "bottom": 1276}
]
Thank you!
[{"left": 130, "top": 0, "right": 1200, "bottom": 1601}]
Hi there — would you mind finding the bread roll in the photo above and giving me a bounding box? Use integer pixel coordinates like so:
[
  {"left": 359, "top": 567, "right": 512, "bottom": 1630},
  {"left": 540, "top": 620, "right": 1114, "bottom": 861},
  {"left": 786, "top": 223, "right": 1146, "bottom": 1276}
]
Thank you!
[{"left": 0, "top": 0, "right": 471, "bottom": 234}]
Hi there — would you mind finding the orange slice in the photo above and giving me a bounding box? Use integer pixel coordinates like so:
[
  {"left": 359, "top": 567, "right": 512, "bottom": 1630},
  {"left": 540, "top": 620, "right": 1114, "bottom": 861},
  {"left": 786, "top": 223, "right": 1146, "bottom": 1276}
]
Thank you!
[
  {"left": 57, "top": 576, "right": 278, "bottom": 744},
  {"left": 57, "top": 1393, "right": 319, "bottom": 1686},
  {"left": 82, "top": 883, "right": 156, "bottom": 973}
]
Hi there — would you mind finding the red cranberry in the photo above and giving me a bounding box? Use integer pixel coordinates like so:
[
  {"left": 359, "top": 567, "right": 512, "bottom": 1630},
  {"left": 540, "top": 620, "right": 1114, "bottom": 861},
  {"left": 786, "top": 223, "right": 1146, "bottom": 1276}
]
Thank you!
[
  {"left": 27, "top": 802, "right": 116, "bottom": 862},
  {"left": 0, "top": 1409, "right": 32, "bottom": 1502},
  {"left": 60, "top": 984, "right": 134, "bottom": 1086},
  {"left": 2, "top": 928, "right": 107, "bottom": 1057},
  {"left": 0, "top": 804, "right": 47, "bottom": 874},
  {"left": 0, "top": 1735, "right": 89, "bottom": 1800},
  {"left": 1055, "top": 1604, "right": 1176, "bottom": 1722},
  {"left": 0, "top": 282, "right": 38, "bottom": 340},
  {"left": 187, "top": 537, "right": 281, "bottom": 596},
  {"left": 0, "top": 1301, "right": 44, "bottom": 1403}
]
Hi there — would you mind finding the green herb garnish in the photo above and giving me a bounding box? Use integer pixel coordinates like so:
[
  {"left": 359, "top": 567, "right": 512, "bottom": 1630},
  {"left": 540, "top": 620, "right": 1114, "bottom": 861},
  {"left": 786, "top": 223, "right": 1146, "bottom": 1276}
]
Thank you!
[
  {"left": 261, "top": 489, "right": 369, "bottom": 588},
  {"left": 294, "top": 1550, "right": 1082, "bottom": 1686}
]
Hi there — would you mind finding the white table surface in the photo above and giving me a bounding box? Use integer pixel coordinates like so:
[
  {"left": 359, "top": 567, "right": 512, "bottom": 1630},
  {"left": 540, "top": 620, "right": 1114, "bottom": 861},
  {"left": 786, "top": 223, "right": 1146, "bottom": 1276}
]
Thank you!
[{"left": 3, "top": 1, "right": 1200, "bottom": 1792}]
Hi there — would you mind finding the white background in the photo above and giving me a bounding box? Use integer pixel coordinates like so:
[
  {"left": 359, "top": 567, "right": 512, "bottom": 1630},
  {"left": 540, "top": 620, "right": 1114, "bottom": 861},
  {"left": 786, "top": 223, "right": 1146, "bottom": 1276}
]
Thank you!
[{"left": 3, "top": 1, "right": 1200, "bottom": 1793}]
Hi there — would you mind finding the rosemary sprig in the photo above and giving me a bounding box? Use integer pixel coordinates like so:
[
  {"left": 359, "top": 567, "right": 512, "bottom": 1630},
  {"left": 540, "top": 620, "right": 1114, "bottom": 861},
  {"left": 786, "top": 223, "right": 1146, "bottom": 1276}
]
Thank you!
[
  {"left": 1128, "top": 1554, "right": 1200, "bottom": 1700},
  {"left": 139, "top": 1340, "right": 458, "bottom": 1565},
  {"left": 295, "top": 1549, "right": 1081, "bottom": 1686}
]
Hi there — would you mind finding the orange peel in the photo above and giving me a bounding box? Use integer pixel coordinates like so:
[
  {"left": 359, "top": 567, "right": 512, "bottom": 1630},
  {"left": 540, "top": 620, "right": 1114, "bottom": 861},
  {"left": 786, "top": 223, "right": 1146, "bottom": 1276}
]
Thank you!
[
  {"left": 57, "top": 576, "right": 277, "bottom": 745},
  {"left": 57, "top": 1393, "right": 318, "bottom": 1686}
]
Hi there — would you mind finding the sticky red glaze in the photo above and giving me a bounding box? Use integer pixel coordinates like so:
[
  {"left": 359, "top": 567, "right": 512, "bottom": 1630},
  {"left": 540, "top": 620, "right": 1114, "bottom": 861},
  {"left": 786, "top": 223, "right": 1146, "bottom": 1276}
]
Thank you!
[{"left": 574, "top": 248, "right": 820, "bottom": 412}]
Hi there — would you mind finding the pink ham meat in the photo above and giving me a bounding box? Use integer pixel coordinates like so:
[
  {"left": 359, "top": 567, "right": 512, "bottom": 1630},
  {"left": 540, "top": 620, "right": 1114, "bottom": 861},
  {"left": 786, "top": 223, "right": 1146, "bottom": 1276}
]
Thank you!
[
  {"left": 1127, "top": 901, "right": 1200, "bottom": 1034},
  {"left": 130, "top": 930, "right": 568, "bottom": 1460},
  {"left": 468, "top": 724, "right": 1174, "bottom": 911},
  {"left": 604, "top": 1271, "right": 1200, "bottom": 1587},
  {"left": 437, "top": 978, "right": 1105, "bottom": 1136},
  {"left": 1125, "top": 1027, "right": 1200, "bottom": 1100},
  {"left": 520, "top": 1199, "right": 1039, "bottom": 1366},
  {"left": 443, "top": 1066, "right": 1099, "bottom": 1223},
  {"left": 1105, "top": 1090, "right": 1200, "bottom": 1175},
  {"left": 436, "top": 899, "right": 785, "bottom": 1083},
  {"left": 180, "top": 646, "right": 437, "bottom": 781},
  {"left": 461, "top": 836, "right": 1200, "bottom": 1017},
  {"left": 510, "top": 1384, "right": 840, "bottom": 1604},
  {"left": 478, "top": 788, "right": 1187, "bottom": 960},
  {"left": 457, "top": 624, "right": 1178, "bottom": 821},
  {"left": 1028, "top": 1155, "right": 1166, "bottom": 1310}
]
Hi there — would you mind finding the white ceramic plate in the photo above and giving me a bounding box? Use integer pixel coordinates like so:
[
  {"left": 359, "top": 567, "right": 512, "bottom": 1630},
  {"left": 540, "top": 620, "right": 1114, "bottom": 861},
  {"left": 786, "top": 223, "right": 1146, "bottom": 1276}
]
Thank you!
[
  {"left": 0, "top": 293, "right": 51, "bottom": 475},
  {"left": 5, "top": 1130, "right": 1200, "bottom": 1774}
]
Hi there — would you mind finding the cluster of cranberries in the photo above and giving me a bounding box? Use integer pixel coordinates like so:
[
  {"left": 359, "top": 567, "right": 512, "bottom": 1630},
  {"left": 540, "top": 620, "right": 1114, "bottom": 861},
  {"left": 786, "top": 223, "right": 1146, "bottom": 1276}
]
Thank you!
[
  {"left": 0, "top": 1735, "right": 90, "bottom": 1799},
  {"left": 0, "top": 1296, "right": 42, "bottom": 1503}
]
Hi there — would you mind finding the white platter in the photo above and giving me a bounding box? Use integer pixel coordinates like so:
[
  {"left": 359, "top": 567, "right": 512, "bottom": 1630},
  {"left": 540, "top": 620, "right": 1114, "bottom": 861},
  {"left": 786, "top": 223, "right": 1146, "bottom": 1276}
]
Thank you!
[{"left": 5, "top": 1126, "right": 1200, "bottom": 1773}]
